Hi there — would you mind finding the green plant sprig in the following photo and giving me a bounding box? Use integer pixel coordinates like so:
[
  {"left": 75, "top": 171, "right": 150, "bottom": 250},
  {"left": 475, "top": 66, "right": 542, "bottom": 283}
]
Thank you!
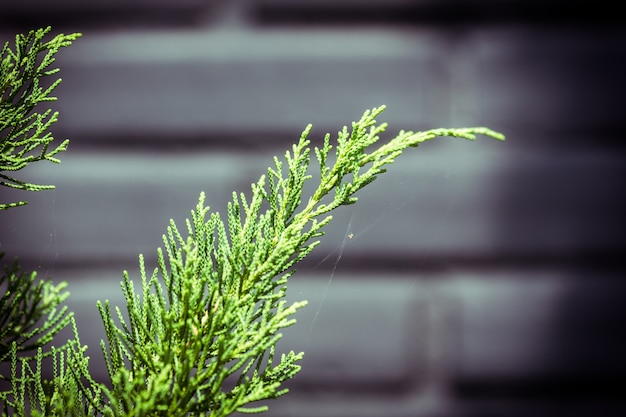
[
  {"left": 0, "top": 254, "right": 72, "bottom": 373},
  {"left": 0, "top": 26, "right": 81, "bottom": 209},
  {"left": 91, "top": 105, "right": 503, "bottom": 416}
]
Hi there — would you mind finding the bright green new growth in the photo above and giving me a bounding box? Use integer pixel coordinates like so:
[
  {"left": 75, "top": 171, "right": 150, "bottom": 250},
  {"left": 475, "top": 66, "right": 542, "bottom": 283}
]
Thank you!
[
  {"left": 88, "top": 106, "right": 504, "bottom": 416},
  {"left": 0, "top": 27, "right": 505, "bottom": 417},
  {"left": 0, "top": 26, "right": 81, "bottom": 209}
]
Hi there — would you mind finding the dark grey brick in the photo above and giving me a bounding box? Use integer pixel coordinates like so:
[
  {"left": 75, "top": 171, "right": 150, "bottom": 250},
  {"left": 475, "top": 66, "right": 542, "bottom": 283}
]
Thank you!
[
  {"left": 0, "top": 0, "right": 209, "bottom": 25},
  {"left": 3, "top": 145, "right": 624, "bottom": 267},
  {"left": 449, "top": 272, "right": 626, "bottom": 383},
  {"left": 47, "top": 28, "right": 449, "bottom": 143},
  {"left": 450, "top": 28, "right": 626, "bottom": 140}
]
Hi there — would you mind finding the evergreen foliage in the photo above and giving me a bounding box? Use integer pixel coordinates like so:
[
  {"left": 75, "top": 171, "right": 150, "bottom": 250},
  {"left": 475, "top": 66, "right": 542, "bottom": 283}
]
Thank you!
[
  {"left": 0, "top": 26, "right": 81, "bottom": 210},
  {"left": 0, "top": 27, "right": 82, "bottom": 416},
  {"left": 0, "top": 27, "right": 504, "bottom": 417},
  {"left": 0, "top": 255, "right": 72, "bottom": 365},
  {"left": 83, "top": 106, "right": 502, "bottom": 416}
]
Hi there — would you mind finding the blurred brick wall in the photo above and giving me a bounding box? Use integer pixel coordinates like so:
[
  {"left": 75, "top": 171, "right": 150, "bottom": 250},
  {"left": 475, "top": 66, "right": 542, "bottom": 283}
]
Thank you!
[{"left": 1, "top": 1, "right": 625, "bottom": 416}]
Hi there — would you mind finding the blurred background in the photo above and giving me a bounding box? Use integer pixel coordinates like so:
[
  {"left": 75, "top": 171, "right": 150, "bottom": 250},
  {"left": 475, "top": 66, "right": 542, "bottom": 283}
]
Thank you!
[{"left": 1, "top": 1, "right": 625, "bottom": 416}]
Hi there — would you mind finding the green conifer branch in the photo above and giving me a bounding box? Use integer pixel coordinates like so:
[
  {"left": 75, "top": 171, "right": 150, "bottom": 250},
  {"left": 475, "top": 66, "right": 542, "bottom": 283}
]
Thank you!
[
  {"left": 0, "top": 26, "right": 81, "bottom": 209},
  {"left": 1, "top": 26, "right": 506, "bottom": 417},
  {"left": 90, "top": 106, "right": 503, "bottom": 416},
  {"left": 0, "top": 255, "right": 72, "bottom": 370},
  {"left": 0, "top": 323, "right": 98, "bottom": 416}
]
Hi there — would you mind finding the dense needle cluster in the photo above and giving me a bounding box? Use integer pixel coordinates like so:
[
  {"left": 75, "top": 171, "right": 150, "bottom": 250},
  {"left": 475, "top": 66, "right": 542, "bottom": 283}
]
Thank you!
[{"left": 0, "top": 27, "right": 504, "bottom": 417}]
